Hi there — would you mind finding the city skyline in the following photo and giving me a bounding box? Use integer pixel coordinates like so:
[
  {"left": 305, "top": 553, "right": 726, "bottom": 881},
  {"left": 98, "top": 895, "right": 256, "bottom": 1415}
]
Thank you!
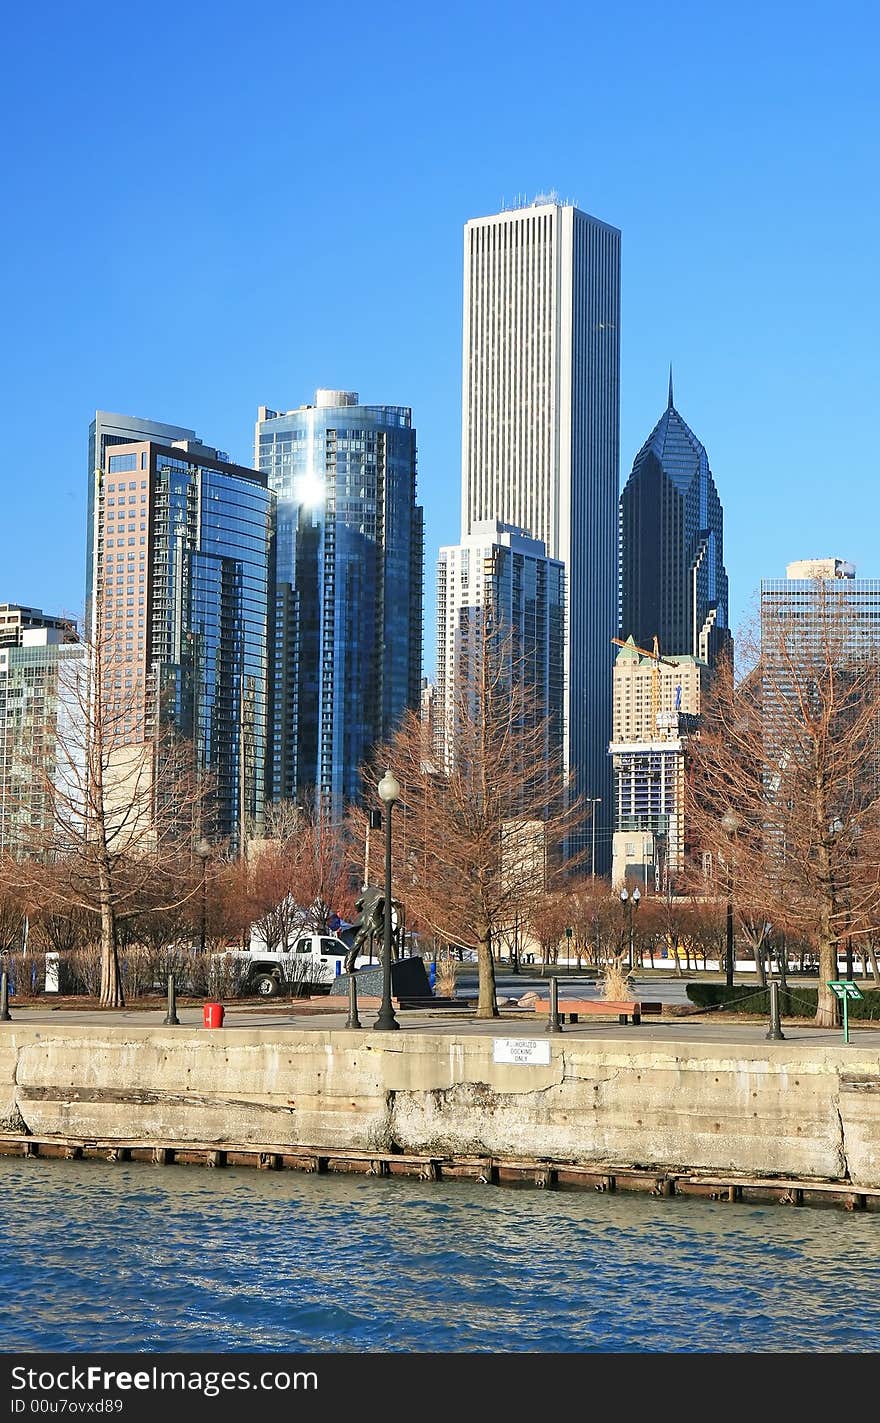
[{"left": 2, "top": 5, "right": 877, "bottom": 675}]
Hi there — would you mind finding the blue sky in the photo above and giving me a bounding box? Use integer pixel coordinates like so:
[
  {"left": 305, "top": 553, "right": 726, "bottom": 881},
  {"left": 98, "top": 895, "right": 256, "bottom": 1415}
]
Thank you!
[{"left": 1, "top": 1, "right": 877, "bottom": 673}]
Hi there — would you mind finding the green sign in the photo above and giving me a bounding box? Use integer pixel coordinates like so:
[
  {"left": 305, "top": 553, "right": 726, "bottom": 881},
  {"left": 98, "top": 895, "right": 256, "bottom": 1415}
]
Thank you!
[
  {"left": 565, "top": 926, "right": 573, "bottom": 939},
  {"left": 828, "top": 981, "right": 863, "bottom": 1000},
  {"left": 827, "top": 981, "right": 863, "bottom": 1043}
]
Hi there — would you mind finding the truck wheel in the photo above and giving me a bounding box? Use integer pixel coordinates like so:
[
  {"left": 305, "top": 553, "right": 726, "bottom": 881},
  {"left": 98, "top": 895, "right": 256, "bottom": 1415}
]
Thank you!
[{"left": 253, "top": 973, "right": 280, "bottom": 999}]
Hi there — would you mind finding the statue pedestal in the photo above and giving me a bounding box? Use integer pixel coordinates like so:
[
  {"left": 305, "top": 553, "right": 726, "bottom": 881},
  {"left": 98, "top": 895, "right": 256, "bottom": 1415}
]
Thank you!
[{"left": 334, "top": 955, "right": 432, "bottom": 1005}]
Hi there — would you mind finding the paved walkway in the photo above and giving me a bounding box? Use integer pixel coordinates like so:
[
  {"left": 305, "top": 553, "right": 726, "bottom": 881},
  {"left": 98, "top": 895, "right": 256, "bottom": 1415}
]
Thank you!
[{"left": 5, "top": 1000, "right": 880, "bottom": 1050}]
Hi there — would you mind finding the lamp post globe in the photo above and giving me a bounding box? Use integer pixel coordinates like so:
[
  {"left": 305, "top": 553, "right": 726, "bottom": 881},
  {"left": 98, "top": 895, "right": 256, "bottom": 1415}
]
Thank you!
[
  {"left": 375, "top": 770, "right": 401, "bottom": 1031},
  {"left": 378, "top": 770, "right": 401, "bottom": 806}
]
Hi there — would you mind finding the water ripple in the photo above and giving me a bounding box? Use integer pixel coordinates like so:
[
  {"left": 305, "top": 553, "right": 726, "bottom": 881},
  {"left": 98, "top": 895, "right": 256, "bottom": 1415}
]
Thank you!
[{"left": 1, "top": 1158, "right": 878, "bottom": 1352}]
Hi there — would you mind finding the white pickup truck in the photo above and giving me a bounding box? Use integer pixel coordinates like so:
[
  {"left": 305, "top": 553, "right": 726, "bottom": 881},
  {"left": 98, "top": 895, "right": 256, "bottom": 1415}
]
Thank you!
[{"left": 214, "top": 933, "right": 376, "bottom": 998}]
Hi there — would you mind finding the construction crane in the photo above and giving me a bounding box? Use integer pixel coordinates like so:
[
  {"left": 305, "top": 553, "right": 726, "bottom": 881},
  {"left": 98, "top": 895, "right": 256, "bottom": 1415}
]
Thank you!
[{"left": 611, "top": 635, "right": 680, "bottom": 733}]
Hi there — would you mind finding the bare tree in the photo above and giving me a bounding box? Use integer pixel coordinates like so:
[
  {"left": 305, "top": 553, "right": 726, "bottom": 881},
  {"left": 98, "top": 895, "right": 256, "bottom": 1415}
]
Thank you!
[
  {"left": 371, "top": 627, "right": 584, "bottom": 1018},
  {"left": 6, "top": 618, "right": 209, "bottom": 1006},
  {"left": 292, "top": 803, "right": 358, "bottom": 933},
  {"left": 688, "top": 587, "right": 880, "bottom": 1027},
  {"left": 0, "top": 864, "right": 27, "bottom": 952},
  {"left": 528, "top": 890, "right": 571, "bottom": 969}
]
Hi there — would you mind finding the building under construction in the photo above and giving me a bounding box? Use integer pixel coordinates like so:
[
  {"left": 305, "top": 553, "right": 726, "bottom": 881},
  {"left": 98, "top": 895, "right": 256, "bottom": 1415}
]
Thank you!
[{"left": 609, "top": 636, "right": 708, "bottom": 889}]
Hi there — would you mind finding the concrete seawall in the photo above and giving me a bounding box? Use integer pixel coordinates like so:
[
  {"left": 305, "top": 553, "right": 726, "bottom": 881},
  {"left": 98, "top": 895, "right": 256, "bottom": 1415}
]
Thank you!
[{"left": 2, "top": 1022, "right": 880, "bottom": 1190}]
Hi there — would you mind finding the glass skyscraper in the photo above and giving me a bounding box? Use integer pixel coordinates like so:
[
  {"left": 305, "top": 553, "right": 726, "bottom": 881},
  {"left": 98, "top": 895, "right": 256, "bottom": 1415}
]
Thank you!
[
  {"left": 619, "top": 375, "right": 730, "bottom": 666},
  {"left": 91, "top": 434, "right": 272, "bottom": 850},
  {"left": 255, "top": 390, "right": 423, "bottom": 821}
]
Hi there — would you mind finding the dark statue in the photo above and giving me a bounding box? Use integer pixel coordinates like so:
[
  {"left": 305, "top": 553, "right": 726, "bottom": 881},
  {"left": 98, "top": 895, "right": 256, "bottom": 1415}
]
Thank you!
[{"left": 344, "top": 884, "right": 404, "bottom": 972}]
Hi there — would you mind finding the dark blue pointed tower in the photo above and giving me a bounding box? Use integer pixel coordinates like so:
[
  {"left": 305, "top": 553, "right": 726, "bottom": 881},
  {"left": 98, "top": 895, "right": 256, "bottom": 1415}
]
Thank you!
[{"left": 619, "top": 374, "right": 731, "bottom": 666}]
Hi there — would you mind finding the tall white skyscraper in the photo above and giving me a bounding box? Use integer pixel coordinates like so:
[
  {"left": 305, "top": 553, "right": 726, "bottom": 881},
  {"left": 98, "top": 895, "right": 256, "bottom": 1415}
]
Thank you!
[{"left": 459, "top": 197, "right": 621, "bottom": 867}]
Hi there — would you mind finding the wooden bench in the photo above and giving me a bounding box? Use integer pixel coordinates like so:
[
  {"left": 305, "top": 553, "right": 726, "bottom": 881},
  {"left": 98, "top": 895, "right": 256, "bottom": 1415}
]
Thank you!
[{"left": 532, "top": 998, "right": 662, "bottom": 1026}]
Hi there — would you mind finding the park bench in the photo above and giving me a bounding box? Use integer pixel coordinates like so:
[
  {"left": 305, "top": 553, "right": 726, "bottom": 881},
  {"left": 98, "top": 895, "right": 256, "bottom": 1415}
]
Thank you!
[{"left": 531, "top": 997, "right": 662, "bottom": 1026}]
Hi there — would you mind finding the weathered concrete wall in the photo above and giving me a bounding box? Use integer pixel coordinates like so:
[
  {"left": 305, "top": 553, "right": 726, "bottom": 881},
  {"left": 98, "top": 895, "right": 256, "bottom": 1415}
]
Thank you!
[{"left": 2, "top": 1023, "right": 879, "bottom": 1187}]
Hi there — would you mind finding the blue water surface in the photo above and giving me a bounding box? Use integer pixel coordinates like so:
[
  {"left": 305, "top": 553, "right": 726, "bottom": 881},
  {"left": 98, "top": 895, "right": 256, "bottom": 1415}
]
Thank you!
[{"left": 2, "top": 1157, "right": 877, "bottom": 1352}]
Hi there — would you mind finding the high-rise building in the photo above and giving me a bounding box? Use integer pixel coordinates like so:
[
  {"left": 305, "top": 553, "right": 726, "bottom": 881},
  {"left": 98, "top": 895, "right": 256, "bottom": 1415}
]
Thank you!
[
  {"left": 0, "top": 617, "right": 85, "bottom": 855},
  {"left": 783, "top": 558, "right": 856, "bottom": 581},
  {"left": 619, "top": 375, "right": 730, "bottom": 667},
  {"left": 761, "top": 557, "right": 880, "bottom": 724},
  {"left": 435, "top": 520, "right": 565, "bottom": 775},
  {"left": 460, "top": 197, "right": 621, "bottom": 866},
  {"left": 255, "top": 390, "right": 423, "bottom": 821},
  {"left": 615, "top": 381, "right": 731, "bottom": 887},
  {"left": 87, "top": 413, "right": 207, "bottom": 633},
  {"left": 759, "top": 560, "right": 880, "bottom": 873},
  {"left": 420, "top": 677, "right": 437, "bottom": 745},
  {"left": 91, "top": 434, "right": 272, "bottom": 849},
  {"left": 608, "top": 636, "right": 708, "bottom": 889},
  {"left": 761, "top": 559, "right": 876, "bottom": 657},
  {"left": 0, "top": 605, "right": 78, "bottom": 648}
]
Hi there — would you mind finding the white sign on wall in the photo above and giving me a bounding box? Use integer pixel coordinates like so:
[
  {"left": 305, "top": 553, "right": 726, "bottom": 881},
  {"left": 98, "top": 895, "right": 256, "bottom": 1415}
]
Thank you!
[{"left": 493, "top": 1038, "right": 552, "bottom": 1066}]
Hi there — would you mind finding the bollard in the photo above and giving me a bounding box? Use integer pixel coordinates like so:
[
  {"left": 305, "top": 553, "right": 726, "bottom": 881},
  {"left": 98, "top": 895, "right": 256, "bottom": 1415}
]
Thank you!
[
  {"left": 345, "top": 974, "right": 362, "bottom": 1030},
  {"left": 546, "top": 974, "right": 563, "bottom": 1034},
  {"left": 163, "top": 973, "right": 180, "bottom": 1026},
  {"left": 0, "top": 969, "right": 11, "bottom": 1022},
  {"left": 766, "top": 979, "right": 785, "bottom": 1041}
]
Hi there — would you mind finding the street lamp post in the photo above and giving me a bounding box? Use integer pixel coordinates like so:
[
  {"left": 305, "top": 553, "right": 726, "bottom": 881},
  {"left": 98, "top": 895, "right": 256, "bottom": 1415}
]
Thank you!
[
  {"left": 195, "top": 838, "right": 211, "bottom": 953},
  {"left": 375, "top": 770, "right": 401, "bottom": 1032},
  {"left": 619, "top": 886, "right": 641, "bottom": 970},
  {"left": 721, "top": 810, "right": 741, "bottom": 989},
  {"left": 589, "top": 798, "right": 601, "bottom": 879}
]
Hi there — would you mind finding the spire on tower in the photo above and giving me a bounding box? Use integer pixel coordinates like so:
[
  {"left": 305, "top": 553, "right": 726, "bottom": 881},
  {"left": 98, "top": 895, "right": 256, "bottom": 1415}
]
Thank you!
[{"left": 668, "top": 364, "right": 674, "bottom": 410}]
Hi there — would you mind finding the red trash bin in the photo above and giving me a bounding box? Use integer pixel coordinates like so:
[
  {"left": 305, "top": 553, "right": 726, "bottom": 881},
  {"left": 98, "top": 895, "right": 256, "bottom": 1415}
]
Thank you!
[{"left": 203, "top": 1001, "right": 225, "bottom": 1029}]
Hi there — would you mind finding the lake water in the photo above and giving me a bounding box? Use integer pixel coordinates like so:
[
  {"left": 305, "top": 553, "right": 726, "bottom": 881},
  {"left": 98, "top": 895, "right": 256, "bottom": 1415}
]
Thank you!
[{"left": 3, "top": 1156, "right": 878, "bottom": 1353}]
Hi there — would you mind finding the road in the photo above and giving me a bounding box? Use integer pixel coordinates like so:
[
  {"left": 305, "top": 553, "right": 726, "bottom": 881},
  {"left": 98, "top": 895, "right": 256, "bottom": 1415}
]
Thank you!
[{"left": 455, "top": 968, "right": 826, "bottom": 1007}]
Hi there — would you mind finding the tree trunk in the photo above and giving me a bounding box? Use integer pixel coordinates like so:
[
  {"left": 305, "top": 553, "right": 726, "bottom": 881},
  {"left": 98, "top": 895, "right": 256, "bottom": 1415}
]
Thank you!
[
  {"left": 754, "top": 942, "right": 767, "bottom": 989},
  {"left": 867, "top": 941, "right": 880, "bottom": 986},
  {"left": 98, "top": 867, "right": 123, "bottom": 1008},
  {"left": 475, "top": 921, "right": 498, "bottom": 1018},
  {"left": 810, "top": 751, "right": 839, "bottom": 1027}
]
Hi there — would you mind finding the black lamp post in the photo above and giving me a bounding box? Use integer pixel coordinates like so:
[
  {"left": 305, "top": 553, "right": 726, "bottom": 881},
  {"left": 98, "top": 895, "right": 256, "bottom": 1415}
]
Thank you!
[
  {"left": 620, "top": 885, "right": 640, "bottom": 969},
  {"left": 375, "top": 770, "right": 401, "bottom": 1031},
  {"left": 195, "top": 838, "right": 211, "bottom": 953},
  {"left": 721, "top": 810, "right": 741, "bottom": 989}
]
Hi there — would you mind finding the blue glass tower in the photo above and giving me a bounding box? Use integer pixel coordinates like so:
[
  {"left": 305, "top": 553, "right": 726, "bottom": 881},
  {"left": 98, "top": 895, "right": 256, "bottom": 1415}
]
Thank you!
[
  {"left": 255, "top": 391, "right": 423, "bottom": 821},
  {"left": 619, "top": 373, "right": 730, "bottom": 665}
]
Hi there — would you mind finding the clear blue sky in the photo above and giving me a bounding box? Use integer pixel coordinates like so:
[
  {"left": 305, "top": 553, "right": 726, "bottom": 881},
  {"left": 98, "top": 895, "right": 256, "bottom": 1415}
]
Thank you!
[{"left": 1, "top": 1, "right": 877, "bottom": 672}]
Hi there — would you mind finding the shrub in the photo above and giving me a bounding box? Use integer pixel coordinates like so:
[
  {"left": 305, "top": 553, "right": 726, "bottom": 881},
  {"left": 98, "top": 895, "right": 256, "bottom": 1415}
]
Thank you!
[
  {"left": 2, "top": 948, "right": 45, "bottom": 997},
  {"left": 685, "top": 983, "right": 880, "bottom": 1019},
  {"left": 601, "top": 961, "right": 633, "bottom": 1001}
]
